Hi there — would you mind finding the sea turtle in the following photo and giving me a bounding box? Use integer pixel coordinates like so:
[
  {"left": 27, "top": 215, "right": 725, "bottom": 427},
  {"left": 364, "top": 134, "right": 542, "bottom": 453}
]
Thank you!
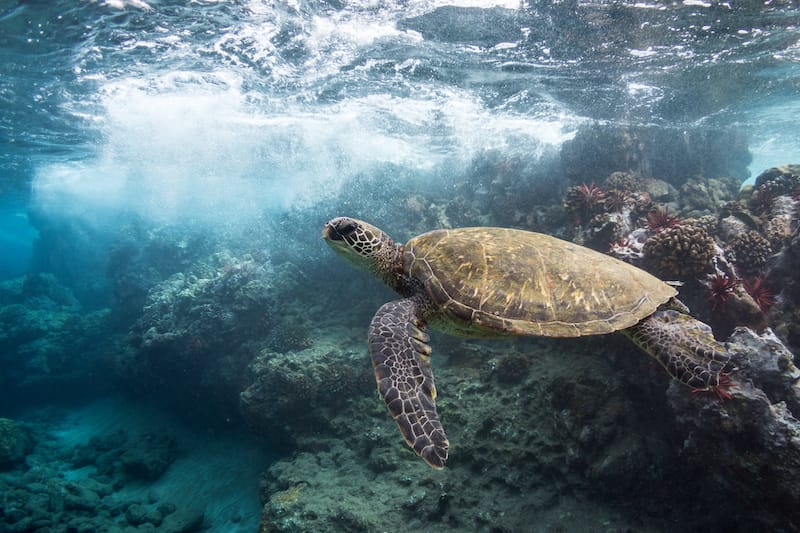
[{"left": 322, "top": 217, "right": 731, "bottom": 469}]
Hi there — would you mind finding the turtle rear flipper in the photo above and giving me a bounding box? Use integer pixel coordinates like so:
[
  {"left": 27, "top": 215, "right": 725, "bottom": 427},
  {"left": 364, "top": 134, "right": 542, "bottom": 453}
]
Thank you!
[
  {"left": 369, "top": 298, "right": 449, "bottom": 468},
  {"left": 623, "top": 309, "right": 732, "bottom": 393}
]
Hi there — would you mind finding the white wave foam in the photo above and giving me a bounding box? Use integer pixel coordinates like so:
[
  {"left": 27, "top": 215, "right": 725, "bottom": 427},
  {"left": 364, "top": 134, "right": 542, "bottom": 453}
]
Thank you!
[{"left": 34, "top": 66, "right": 578, "bottom": 228}]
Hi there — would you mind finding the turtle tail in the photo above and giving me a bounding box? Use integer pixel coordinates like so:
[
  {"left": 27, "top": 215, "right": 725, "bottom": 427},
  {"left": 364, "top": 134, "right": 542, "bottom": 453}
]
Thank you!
[{"left": 622, "top": 309, "right": 733, "bottom": 395}]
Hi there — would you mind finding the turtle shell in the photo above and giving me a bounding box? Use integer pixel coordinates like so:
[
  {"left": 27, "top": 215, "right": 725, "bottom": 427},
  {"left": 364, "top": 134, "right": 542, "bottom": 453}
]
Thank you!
[{"left": 404, "top": 227, "right": 676, "bottom": 337}]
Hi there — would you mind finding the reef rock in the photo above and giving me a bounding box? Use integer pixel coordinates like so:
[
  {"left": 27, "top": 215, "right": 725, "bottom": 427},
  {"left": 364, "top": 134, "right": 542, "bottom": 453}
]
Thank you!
[
  {"left": 240, "top": 335, "right": 372, "bottom": 447},
  {"left": 258, "top": 337, "right": 702, "bottom": 532},
  {"left": 560, "top": 124, "right": 750, "bottom": 188},
  {"left": 70, "top": 429, "right": 177, "bottom": 482},
  {"left": 120, "top": 432, "right": 179, "bottom": 480},
  {"left": 667, "top": 327, "right": 800, "bottom": 530},
  {"left": 124, "top": 250, "right": 307, "bottom": 422},
  {"left": 0, "top": 274, "right": 110, "bottom": 402},
  {"left": 0, "top": 418, "right": 33, "bottom": 470}
]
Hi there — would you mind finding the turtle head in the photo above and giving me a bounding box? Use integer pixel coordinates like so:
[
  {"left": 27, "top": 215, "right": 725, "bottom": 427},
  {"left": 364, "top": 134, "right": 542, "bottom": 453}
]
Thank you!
[{"left": 323, "top": 217, "right": 401, "bottom": 282}]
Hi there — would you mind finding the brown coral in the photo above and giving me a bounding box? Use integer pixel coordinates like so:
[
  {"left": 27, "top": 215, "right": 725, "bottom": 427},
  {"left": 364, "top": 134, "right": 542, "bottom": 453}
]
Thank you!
[
  {"left": 643, "top": 225, "right": 716, "bottom": 278},
  {"left": 603, "top": 171, "right": 640, "bottom": 192},
  {"left": 765, "top": 216, "right": 793, "bottom": 251},
  {"left": 753, "top": 165, "right": 800, "bottom": 197},
  {"left": 749, "top": 166, "right": 800, "bottom": 216},
  {"left": 727, "top": 230, "right": 773, "bottom": 276},
  {"left": 684, "top": 215, "right": 719, "bottom": 238}
]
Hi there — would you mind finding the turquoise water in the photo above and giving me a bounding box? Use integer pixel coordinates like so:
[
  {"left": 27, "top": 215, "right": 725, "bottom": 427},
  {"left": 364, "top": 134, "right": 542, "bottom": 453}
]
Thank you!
[{"left": 2, "top": 1, "right": 800, "bottom": 531}]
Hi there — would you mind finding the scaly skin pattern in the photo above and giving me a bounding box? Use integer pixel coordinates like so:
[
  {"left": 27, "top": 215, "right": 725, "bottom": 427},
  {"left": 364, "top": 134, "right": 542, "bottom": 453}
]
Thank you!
[
  {"left": 622, "top": 309, "right": 732, "bottom": 393},
  {"left": 368, "top": 298, "right": 449, "bottom": 468}
]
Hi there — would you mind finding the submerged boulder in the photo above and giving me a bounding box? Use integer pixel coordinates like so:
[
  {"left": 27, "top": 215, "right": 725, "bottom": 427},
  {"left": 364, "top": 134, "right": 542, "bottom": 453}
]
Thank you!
[
  {"left": 667, "top": 327, "right": 800, "bottom": 530},
  {"left": 0, "top": 418, "right": 33, "bottom": 470},
  {"left": 120, "top": 432, "right": 179, "bottom": 480},
  {"left": 240, "top": 337, "right": 371, "bottom": 446},
  {"left": 560, "top": 124, "right": 751, "bottom": 188}
]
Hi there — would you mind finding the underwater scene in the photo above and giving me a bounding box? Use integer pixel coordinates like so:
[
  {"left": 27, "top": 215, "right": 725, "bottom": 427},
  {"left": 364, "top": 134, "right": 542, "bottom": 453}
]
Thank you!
[{"left": 2, "top": 0, "right": 800, "bottom": 531}]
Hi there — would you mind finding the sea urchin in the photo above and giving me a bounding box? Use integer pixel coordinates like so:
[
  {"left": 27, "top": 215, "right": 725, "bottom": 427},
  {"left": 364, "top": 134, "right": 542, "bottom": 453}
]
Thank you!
[
  {"left": 705, "top": 272, "right": 738, "bottom": 312},
  {"left": 646, "top": 206, "right": 682, "bottom": 233},
  {"left": 743, "top": 276, "right": 776, "bottom": 314}
]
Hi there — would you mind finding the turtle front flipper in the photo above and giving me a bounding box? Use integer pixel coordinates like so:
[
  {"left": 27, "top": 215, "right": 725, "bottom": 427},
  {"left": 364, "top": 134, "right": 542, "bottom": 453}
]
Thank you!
[
  {"left": 622, "top": 309, "right": 733, "bottom": 395},
  {"left": 369, "top": 298, "right": 449, "bottom": 468}
]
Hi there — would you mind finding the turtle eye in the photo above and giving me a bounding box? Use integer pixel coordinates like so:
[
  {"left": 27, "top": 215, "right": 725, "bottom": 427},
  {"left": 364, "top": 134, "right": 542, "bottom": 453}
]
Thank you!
[
  {"left": 329, "top": 219, "right": 357, "bottom": 241},
  {"left": 337, "top": 220, "right": 357, "bottom": 237}
]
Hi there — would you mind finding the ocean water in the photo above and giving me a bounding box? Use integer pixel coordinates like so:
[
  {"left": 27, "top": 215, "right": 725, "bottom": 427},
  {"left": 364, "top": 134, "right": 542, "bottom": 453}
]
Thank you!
[{"left": 2, "top": 0, "right": 800, "bottom": 531}]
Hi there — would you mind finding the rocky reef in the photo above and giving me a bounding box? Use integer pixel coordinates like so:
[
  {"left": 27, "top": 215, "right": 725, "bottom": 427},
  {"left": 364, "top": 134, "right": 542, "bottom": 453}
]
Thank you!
[
  {"left": 5, "top": 144, "right": 798, "bottom": 531},
  {"left": 0, "top": 273, "right": 112, "bottom": 405},
  {"left": 252, "top": 162, "right": 800, "bottom": 531},
  {"left": 0, "top": 418, "right": 33, "bottom": 470},
  {"left": 256, "top": 326, "right": 800, "bottom": 531},
  {"left": 122, "top": 249, "right": 308, "bottom": 423},
  {"left": 667, "top": 327, "right": 800, "bottom": 529},
  {"left": 0, "top": 417, "right": 202, "bottom": 532},
  {"left": 240, "top": 335, "right": 372, "bottom": 449}
]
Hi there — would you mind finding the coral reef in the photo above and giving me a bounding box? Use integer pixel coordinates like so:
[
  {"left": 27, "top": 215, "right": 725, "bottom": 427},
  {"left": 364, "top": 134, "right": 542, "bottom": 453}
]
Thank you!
[
  {"left": 0, "top": 423, "right": 200, "bottom": 532},
  {"left": 258, "top": 338, "right": 690, "bottom": 532},
  {"left": 257, "top": 323, "right": 800, "bottom": 532},
  {"left": 563, "top": 181, "right": 606, "bottom": 224},
  {"left": 124, "top": 250, "right": 307, "bottom": 422},
  {"left": 726, "top": 230, "right": 773, "bottom": 276},
  {"left": 0, "top": 274, "right": 111, "bottom": 403},
  {"left": 765, "top": 213, "right": 794, "bottom": 251},
  {"left": 643, "top": 224, "right": 716, "bottom": 278},
  {"left": 684, "top": 214, "right": 719, "bottom": 238},
  {"left": 240, "top": 333, "right": 372, "bottom": 447}
]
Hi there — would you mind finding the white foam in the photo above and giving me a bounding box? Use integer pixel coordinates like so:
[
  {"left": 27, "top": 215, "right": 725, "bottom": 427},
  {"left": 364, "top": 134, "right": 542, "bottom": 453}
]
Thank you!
[{"left": 33, "top": 66, "right": 579, "bottom": 228}]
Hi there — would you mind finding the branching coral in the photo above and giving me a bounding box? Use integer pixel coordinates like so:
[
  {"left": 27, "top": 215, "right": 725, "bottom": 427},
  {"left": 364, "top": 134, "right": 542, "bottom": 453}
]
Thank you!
[
  {"left": 643, "top": 225, "right": 716, "bottom": 278},
  {"left": 726, "top": 230, "right": 773, "bottom": 276},
  {"left": 753, "top": 165, "right": 800, "bottom": 196},
  {"left": 603, "top": 171, "right": 639, "bottom": 192},
  {"left": 765, "top": 216, "right": 793, "bottom": 251},
  {"left": 684, "top": 215, "right": 719, "bottom": 238}
]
